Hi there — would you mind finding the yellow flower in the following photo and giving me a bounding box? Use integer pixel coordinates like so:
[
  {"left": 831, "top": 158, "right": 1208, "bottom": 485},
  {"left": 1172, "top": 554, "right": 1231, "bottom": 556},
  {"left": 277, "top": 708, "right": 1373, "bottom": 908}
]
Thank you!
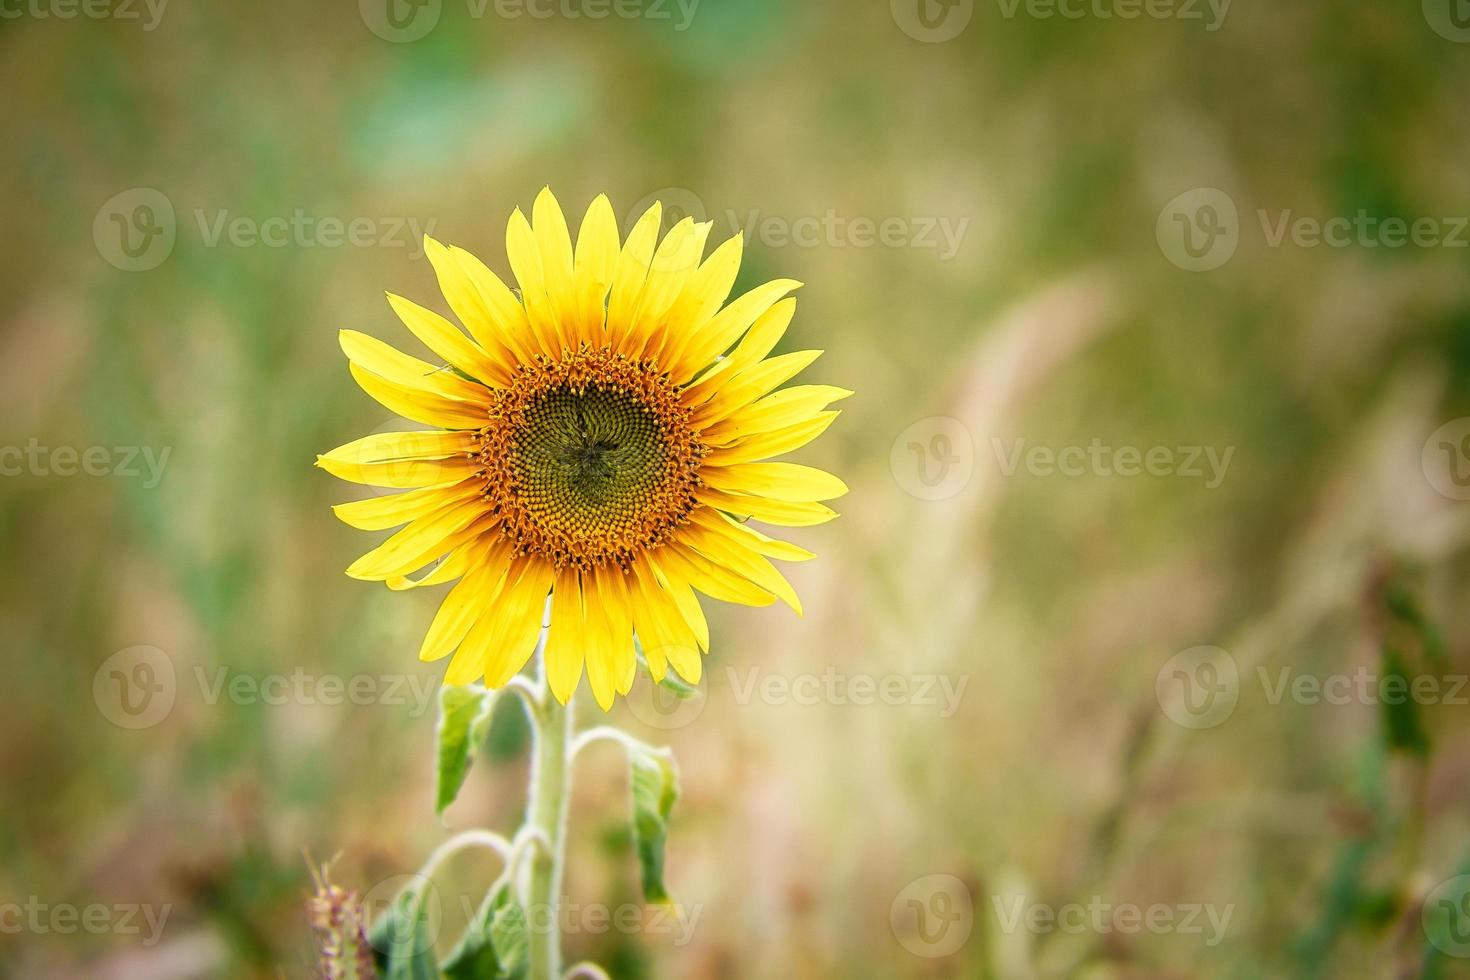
[{"left": 319, "top": 189, "right": 848, "bottom": 709}]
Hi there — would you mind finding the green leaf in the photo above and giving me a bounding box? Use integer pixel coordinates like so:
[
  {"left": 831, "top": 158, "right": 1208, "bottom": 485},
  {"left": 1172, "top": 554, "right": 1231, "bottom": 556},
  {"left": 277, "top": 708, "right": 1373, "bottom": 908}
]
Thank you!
[
  {"left": 441, "top": 882, "right": 528, "bottom": 980},
  {"left": 628, "top": 745, "right": 679, "bottom": 904},
  {"left": 367, "top": 884, "right": 440, "bottom": 980},
  {"left": 1381, "top": 645, "right": 1430, "bottom": 756},
  {"left": 436, "top": 684, "right": 495, "bottom": 816}
]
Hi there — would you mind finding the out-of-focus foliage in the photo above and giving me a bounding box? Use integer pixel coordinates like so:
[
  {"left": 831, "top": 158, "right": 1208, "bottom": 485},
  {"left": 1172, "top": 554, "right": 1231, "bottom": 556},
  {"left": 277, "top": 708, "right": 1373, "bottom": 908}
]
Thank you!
[{"left": 4, "top": 0, "right": 1470, "bottom": 976}]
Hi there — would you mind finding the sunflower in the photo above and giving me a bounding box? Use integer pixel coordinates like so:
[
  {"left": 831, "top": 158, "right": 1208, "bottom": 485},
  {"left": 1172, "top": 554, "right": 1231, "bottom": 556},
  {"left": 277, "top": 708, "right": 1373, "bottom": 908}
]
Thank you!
[{"left": 318, "top": 189, "right": 848, "bottom": 709}]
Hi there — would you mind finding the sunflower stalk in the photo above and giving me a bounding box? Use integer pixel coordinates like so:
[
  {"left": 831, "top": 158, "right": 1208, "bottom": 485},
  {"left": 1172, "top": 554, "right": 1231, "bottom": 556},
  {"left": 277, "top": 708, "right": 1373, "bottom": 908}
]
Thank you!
[{"left": 524, "top": 657, "right": 572, "bottom": 980}]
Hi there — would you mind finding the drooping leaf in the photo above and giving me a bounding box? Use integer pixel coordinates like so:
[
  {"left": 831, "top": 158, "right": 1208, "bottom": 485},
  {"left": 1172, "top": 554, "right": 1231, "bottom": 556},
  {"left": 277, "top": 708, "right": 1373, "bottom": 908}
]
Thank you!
[
  {"left": 442, "top": 881, "right": 528, "bottom": 980},
  {"left": 627, "top": 745, "right": 679, "bottom": 904},
  {"left": 367, "top": 884, "right": 440, "bottom": 980},
  {"left": 435, "top": 684, "right": 494, "bottom": 816}
]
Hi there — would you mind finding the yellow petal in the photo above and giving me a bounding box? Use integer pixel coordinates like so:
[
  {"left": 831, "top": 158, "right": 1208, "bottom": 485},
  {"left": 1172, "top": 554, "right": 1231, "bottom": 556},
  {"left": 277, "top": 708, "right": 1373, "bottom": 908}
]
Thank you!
[
  {"left": 682, "top": 519, "right": 803, "bottom": 614},
  {"left": 506, "top": 207, "right": 565, "bottom": 357},
  {"left": 316, "top": 450, "right": 479, "bottom": 489},
  {"left": 321, "top": 429, "right": 478, "bottom": 465},
  {"left": 606, "top": 201, "right": 661, "bottom": 348},
  {"left": 532, "top": 187, "right": 576, "bottom": 333},
  {"left": 693, "top": 351, "right": 826, "bottom": 426},
  {"left": 681, "top": 297, "right": 796, "bottom": 405},
  {"left": 638, "top": 554, "right": 709, "bottom": 652},
  {"left": 346, "top": 503, "right": 492, "bottom": 581},
  {"left": 572, "top": 194, "right": 620, "bottom": 347},
  {"left": 439, "top": 241, "right": 541, "bottom": 366},
  {"left": 706, "top": 412, "right": 841, "bottom": 465},
  {"left": 672, "top": 279, "right": 802, "bottom": 383},
  {"left": 544, "top": 568, "right": 587, "bottom": 705},
  {"left": 697, "top": 488, "right": 839, "bottom": 528},
  {"left": 386, "top": 539, "right": 483, "bottom": 590},
  {"left": 704, "top": 387, "right": 849, "bottom": 443},
  {"left": 692, "top": 507, "right": 815, "bottom": 562},
  {"left": 386, "top": 292, "right": 511, "bottom": 387},
  {"left": 701, "top": 461, "right": 848, "bottom": 502},
  {"left": 348, "top": 363, "right": 490, "bottom": 429},
  {"left": 624, "top": 218, "right": 711, "bottom": 361},
  {"left": 419, "top": 541, "right": 507, "bottom": 663},
  {"left": 332, "top": 478, "right": 480, "bottom": 530},
  {"left": 662, "top": 543, "right": 777, "bottom": 609},
  {"left": 339, "top": 330, "right": 489, "bottom": 404},
  {"left": 658, "top": 233, "right": 745, "bottom": 369},
  {"left": 481, "top": 560, "right": 554, "bottom": 687}
]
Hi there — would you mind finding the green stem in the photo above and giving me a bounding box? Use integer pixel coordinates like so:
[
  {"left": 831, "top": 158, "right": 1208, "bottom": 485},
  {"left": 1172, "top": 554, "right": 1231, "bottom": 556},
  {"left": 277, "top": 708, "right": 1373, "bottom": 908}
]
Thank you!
[{"left": 526, "top": 671, "right": 572, "bottom": 980}]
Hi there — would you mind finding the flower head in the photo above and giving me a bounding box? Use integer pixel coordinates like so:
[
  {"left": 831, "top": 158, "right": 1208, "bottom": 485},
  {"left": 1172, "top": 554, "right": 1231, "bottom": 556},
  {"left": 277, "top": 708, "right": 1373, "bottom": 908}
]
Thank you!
[{"left": 319, "top": 189, "right": 848, "bottom": 709}]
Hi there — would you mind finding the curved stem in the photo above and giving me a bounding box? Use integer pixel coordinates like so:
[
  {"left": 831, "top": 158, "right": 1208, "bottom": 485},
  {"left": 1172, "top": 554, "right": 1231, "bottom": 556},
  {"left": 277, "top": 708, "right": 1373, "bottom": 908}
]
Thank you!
[
  {"left": 569, "top": 725, "right": 647, "bottom": 761},
  {"left": 563, "top": 963, "right": 612, "bottom": 980},
  {"left": 526, "top": 670, "right": 572, "bottom": 980},
  {"left": 417, "top": 829, "right": 513, "bottom": 883}
]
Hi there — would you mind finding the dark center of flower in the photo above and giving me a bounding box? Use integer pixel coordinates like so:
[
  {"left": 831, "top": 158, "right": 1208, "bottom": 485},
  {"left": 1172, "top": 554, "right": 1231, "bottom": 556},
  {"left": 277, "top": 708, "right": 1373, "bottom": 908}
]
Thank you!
[{"left": 477, "top": 347, "right": 706, "bottom": 571}]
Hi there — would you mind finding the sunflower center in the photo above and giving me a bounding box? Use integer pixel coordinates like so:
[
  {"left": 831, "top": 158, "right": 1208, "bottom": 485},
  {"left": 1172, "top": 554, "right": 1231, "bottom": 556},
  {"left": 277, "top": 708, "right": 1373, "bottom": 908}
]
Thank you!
[{"left": 478, "top": 347, "right": 706, "bottom": 571}]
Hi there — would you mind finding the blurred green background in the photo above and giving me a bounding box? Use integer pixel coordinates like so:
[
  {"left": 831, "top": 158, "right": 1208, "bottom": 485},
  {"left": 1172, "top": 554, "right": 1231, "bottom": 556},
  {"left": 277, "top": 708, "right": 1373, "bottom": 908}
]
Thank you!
[{"left": 5, "top": 0, "right": 1470, "bottom": 976}]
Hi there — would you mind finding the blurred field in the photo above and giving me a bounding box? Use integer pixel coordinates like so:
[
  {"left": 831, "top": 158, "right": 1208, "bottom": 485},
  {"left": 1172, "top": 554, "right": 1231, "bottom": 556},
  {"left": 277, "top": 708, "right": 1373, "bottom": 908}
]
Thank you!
[{"left": 5, "top": 0, "right": 1470, "bottom": 977}]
